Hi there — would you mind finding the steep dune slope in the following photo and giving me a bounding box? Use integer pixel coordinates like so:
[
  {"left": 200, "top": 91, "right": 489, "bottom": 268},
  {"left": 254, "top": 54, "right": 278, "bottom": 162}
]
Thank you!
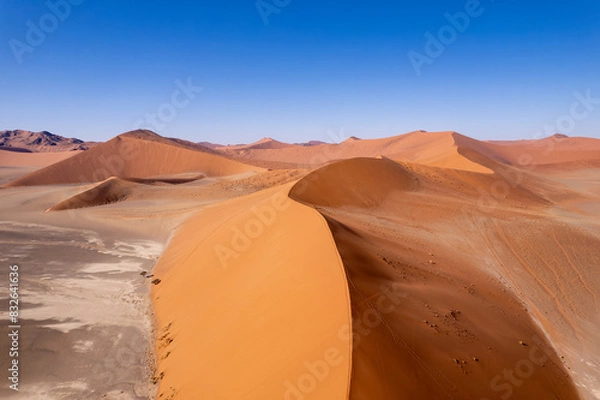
[
  {"left": 4, "top": 130, "right": 261, "bottom": 187},
  {"left": 151, "top": 185, "right": 352, "bottom": 399},
  {"left": 290, "top": 157, "right": 595, "bottom": 399}
]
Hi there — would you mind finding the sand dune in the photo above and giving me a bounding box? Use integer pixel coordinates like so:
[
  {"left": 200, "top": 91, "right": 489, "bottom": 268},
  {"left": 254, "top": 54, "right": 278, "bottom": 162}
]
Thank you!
[
  {"left": 4, "top": 130, "right": 261, "bottom": 187},
  {"left": 151, "top": 185, "right": 352, "bottom": 399},
  {"left": 219, "top": 131, "right": 495, "bottom": 173},
  {"left": 47, "top": 174, "right": 207, "bottom": 212},
  {"left": 290, "top": 157, "right": 419, "bottom": 208},
  {"left": 289, "top": 154, "right": 599, "bottom": 399},
  {"left": 218, "top": 131, "right": 600, "bottom": 174},
  {"left": 48, "top": 177, "right": 137, "bottom": 211}
]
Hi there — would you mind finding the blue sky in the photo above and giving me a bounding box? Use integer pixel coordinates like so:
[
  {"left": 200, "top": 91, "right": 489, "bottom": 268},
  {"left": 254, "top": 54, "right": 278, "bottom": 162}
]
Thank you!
[{"left": 1, "top": 0, "right": 599, "bottom": 143}]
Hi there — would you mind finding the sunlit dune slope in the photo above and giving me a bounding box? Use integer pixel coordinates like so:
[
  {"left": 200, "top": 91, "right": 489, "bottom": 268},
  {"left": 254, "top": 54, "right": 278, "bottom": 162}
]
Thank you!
[
  {"left": 290, "top": 157, "right": 593, "bottom": 399},
  {"left": 4, "top": 130, "right": 261, "bottom": 187},
  {"left": 151, "top": 185, "right": 352, "bottom": 399}
]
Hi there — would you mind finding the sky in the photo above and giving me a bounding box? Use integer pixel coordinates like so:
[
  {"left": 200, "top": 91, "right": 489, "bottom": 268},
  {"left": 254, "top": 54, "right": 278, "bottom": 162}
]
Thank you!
[{"left": 1, "top": 0, "right": 599, "bottom": 144}]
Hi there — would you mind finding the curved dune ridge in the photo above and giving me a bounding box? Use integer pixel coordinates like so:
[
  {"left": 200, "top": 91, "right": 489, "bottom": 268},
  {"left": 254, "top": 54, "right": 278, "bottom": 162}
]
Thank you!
[
  {"left": 289, "top": 156, "right": 597, "bottom": 399},
  {"left": 151, "top": 185, "right": 352, "bottom": 399},
  {"left": 48, "top": 177, "right": 136, "bottom": 212},
  {"left": 3, "top": 130, "right": 261, "bottom": 187},
  {"left": 290, "top": 157, "right": 419, "bottom": 208},
  {"left": 47, "top": 174, "right": 205, "bottom": 212}
]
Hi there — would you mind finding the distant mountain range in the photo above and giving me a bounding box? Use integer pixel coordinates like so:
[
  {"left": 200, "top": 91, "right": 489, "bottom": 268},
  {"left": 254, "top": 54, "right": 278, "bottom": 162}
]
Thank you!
[{"left": 0, "top": 130, "right": 97, "bottom": 152}]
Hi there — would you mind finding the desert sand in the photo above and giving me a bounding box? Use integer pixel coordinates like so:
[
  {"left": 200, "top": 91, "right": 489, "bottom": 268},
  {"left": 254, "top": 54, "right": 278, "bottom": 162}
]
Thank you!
[{"left": 1, "top": 129, "right": 599, "bottom": 399}]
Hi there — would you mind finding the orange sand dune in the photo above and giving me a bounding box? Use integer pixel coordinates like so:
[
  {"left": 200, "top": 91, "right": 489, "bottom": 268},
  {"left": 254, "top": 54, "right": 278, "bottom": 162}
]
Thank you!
[
  {"left": 220, "top": 131, "right": 496, "bottom": 173},
  {"left": 151, "top": 185, "right": 352, "bottom": 399},
  {"left": 220, "top": 131, "right": 600, "bottom": 174},
  {"left": 0, "top": 148, "right": 82, "bottom": 167},
  {"left": 289, "top": 156, "right": 599, "bottom": 399},
  {"left": 48, "top": 177, "right": 137, "bottom": 211},
  {"left": 46, "top": 175, "right": 204, "bottom": 212},
  {"left": 293, "top": 157, "right": 552, "bottom": 212},
  {"left": 290, "top": 157, "right": 419, "bottom": 208},
  {"left": 4, "top": 130, "right": 261, "bottom": 187}
]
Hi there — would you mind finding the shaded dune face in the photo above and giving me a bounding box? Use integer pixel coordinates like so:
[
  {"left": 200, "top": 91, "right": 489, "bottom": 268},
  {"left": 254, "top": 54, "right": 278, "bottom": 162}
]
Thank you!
[
  {"left": 290, "top": 157, "right": 583, "bottom": 399},
  {"left": 4, "top": 130, "right": 259, "bottom": 187},
  {"left": 48, "top": 177, "right": 135, "bottom": 211},
  {"left": 47, "top": 175, "right": 205, "bottom": 212}
]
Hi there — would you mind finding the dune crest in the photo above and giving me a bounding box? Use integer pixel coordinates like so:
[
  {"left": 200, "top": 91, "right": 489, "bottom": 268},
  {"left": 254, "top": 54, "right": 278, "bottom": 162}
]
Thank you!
[
  {"left": 151, "top": 185, "right": 352, "bottom": 399},
  {"left": 290, "top": 157, "right": 419, "bottom": 208},
  {"left": 46, "top": 174, "right": 205, "bottom": 212}
]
